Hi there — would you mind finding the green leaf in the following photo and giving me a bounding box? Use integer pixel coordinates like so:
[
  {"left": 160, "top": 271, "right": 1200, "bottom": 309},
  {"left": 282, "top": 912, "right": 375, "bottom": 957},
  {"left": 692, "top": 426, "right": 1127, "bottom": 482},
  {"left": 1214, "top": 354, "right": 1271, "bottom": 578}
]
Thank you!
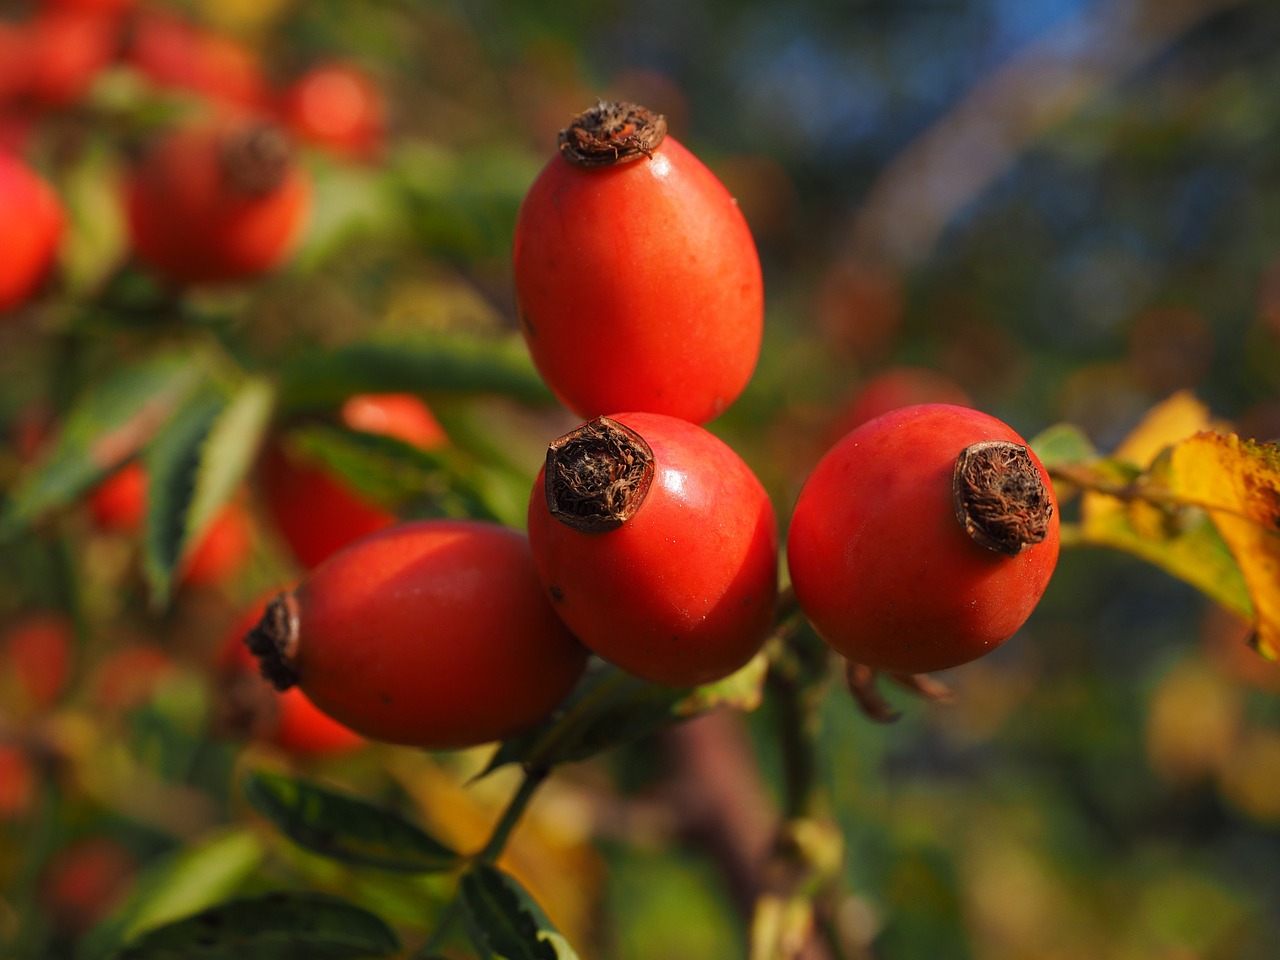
[
  {"left": 460, "top": 865, "right": 580, "bottom": 960},
  {"left": 481, "top": 656, "right": 767, "bottom": 776},
  {"left": 1029, "top": 422, "right": 1099, "bottom": 469},
  {"left": 285, "top": 423, "right": 503, "bottom": 523},
  {"left": 81, "top": 829, "right": 265, "bottom": 960},
  {"left": 140, "top": 386, "right": 227, "bottom": 606},
  {"left": 1, "top": 351, "right": 204, "bottom": 537},
  {"left": 185, "top": 377, "right": 274, "bottom": 541},
  {"left": 275, "top": 336, "right": 553, "bottom": 413},
  {"left": 243, "top": 771, "right": 460, "bottom": 874},
  {"left": 109, "top": 892, "right": 400, "bottom": 960}
]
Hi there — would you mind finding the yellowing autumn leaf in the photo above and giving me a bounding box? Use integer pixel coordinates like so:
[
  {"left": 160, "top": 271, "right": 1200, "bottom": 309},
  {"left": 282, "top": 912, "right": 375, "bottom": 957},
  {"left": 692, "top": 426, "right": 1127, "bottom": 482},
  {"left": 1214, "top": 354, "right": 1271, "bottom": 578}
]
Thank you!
[
  {"left": 1167, "top": 433, "right": 1280, "bottom": 660},
  {"left": 1076, "top": 393, "right": 1250, "bottom": 618}
]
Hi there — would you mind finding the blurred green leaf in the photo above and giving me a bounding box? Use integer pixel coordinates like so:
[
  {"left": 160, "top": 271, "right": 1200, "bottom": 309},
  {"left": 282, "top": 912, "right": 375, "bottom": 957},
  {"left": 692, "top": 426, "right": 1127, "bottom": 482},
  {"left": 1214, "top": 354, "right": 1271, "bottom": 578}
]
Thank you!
[
  {"left": 185, "top": 378, "right": 275, "bottom": 539},
  {"left": 482, "top": 655, "right": 767, "bottom": 776},
  {"left": 1029, "top": 423, "right": 1099, "bottom": 469},
  {"left": 460, "top": 864, "right": 579, "bottom": 960},
  {"left": 108, "top": 892, "right": 400, "bottom": 959},
  {"left": 275, "top": 336, "right": 553, "bottom": 412},
  {"left": 1, "top": 351, "right": 205, "bottom": 537},
  {"left": 242, "top": 771, "right": 460, "bottom": 874},
  {"left": 140, "top": 386, "right": 227, "bottom": 607},
  {"left": 81, "top": 830, "right": 265, "bottom": 960},
  {"left": 285, "top": 423, "right": 506, "bottom": 523}
]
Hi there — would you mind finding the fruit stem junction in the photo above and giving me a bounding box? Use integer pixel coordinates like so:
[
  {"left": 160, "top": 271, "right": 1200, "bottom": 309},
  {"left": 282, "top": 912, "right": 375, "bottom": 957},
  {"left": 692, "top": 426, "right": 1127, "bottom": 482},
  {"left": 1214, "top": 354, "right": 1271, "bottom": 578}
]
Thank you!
[
  {"left": 558, "top": 101, "right": 668, "bottom": 168},
  {"left": 545, "top": 416, "right": 655, "bottom": 533},
  {"left": 245, "top": 592, "right": 301, "bottom": 691}
]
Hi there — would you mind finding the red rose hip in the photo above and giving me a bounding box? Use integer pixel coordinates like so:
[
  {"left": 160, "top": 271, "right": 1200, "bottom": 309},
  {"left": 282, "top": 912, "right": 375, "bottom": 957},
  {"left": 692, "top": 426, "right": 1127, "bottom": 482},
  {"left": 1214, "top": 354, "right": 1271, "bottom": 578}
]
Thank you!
[
  {"left": 513, "top": 101, "right": 764, "bottom": 424},
  {"left": 246, "top": 520, "right": 588, "bottom": 749},
  {"left": 526, "top": 412, "right": 778, "bottom": 687},
  {"left": 786, "top": 403, "right": 1059, "bottom": 674}
]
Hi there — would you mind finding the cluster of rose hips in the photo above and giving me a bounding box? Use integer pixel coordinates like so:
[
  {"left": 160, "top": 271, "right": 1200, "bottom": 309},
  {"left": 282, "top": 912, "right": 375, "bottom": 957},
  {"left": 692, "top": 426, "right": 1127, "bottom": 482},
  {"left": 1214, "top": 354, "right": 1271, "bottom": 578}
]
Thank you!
[
  {"left": 0, "top": 0, "right": 387, "bottom": 302},
  {"left": 244, "top": 100, "right": 1061, "bottom": 752}
]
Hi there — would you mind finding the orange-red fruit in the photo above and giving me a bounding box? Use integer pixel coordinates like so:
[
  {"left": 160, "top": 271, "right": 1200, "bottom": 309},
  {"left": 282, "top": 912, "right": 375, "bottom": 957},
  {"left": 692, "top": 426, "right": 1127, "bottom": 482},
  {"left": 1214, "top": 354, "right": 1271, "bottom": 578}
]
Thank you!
[
  {"left": 513, "top": 101, "right": 763, "bottom": 425},
  {"left": 248, "top": 520, "right": 588, "bottom": 749},
  {"left": 0, "top": 611, "right": 74, "bottom": 715},
  {"left": 26, "top": 7, "right": 121, "bottom": 107},
  {"left": 125, "top": 11, "right": 269, "bottom": 113},
  {"left": 124, "top": 118, "right": 310, "bottom": 285},
  {"left": 526, "top": 412, "right": 778, "bottom": 687},
  {"left": 787, "top": 404, "right": 1060, "bottom": 674},
  {"left": 279, "top": 62, "right": 386, "bottom": 160},
  {"left": 181, "top": 500, "right": 253, "bottom": 586},
  {"left": 38, "top": 836, "right": 136, "bottom": 934},
  {"left": 0, "top": 152, "right": 63, "bottom": 314},
  {"left": 260, "top": 394, "right": 447, "bottom": 570},
  {"left": 219, "top": 596, "right": 364, "bottom": 757},
  {"left": 830, "top": 366, "right": 971, "bottom": 439},
  {"left": 88, "top": 460, "right": 147, "bottom": 531},
  {"left": 0, "top": 744, "right": 36, "bottom": 818}
]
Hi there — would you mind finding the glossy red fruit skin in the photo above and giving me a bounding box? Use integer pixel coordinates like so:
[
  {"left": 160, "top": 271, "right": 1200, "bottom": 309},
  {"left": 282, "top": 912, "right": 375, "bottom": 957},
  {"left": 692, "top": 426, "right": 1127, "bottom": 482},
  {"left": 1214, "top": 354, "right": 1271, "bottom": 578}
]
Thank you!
[
  {"left": 220, "top": 597, "right": 364, "bottom": 757},
  {"left": 124, "top": 119, "right": 310, "bottom": 285},
  {"left": 787, "top": 404, "right": 1060, "bottom": 675},
  {"left": 0, "top": 153, "right": 63, "bottom": 314},
  {"left": 526, "top": 412, "right": 778, "bottom": 687},
  {"left": 280, "top": 520, "right": 588, "bottom": 749},
  {"left": 279, "top": 62, "right": 386, "bottom": 161},
  {"left": 512, "top": 132, "right": 763, "bottom": 425}
]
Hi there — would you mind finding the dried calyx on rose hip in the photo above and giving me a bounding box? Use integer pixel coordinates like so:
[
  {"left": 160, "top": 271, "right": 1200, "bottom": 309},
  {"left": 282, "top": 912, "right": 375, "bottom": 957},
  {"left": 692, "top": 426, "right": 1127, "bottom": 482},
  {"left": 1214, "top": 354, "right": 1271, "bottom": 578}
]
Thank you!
[
  {"left": 513, "top": 101, "right": 764, "bottom": 425},
  {"left": 526, "top": 413, "right": 779, "bottom": 688},
  {"left": 786, "top": 403, "right": 1060, "bottom": 676},
  {"left": 244, "top": 519, "right": 589, "bottom": 750}
]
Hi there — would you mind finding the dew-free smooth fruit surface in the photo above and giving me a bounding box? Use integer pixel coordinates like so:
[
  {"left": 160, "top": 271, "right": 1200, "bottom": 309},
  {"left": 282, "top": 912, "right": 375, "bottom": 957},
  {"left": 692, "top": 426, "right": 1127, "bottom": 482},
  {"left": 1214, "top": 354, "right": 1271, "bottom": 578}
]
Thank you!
[
  {"left": 526, "top": 412, "right": 778, "bottom": 687},
  {"left": 273, "top": 520, "right": 589, "bottom": 749},
  {"left": 787, "top": 403, "right": 1060, "bottom": 674},
  {"left": 513, "top": 107, "right": 763, "bottom": 425}
]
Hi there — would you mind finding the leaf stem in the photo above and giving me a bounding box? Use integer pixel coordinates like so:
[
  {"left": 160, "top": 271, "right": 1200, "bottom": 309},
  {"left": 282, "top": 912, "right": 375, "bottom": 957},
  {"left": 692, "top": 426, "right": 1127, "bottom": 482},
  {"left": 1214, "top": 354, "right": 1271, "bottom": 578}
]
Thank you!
[{"left": 475, "top": 764, "right": 549, "bottom": 865}]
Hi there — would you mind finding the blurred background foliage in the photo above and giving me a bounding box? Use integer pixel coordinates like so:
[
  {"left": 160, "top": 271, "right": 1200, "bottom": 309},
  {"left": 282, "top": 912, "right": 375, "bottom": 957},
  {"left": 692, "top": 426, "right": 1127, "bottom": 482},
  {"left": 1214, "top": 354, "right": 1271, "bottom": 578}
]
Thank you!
[{"left": 2, "top": 0, "right": 1280, "bottom": 957}]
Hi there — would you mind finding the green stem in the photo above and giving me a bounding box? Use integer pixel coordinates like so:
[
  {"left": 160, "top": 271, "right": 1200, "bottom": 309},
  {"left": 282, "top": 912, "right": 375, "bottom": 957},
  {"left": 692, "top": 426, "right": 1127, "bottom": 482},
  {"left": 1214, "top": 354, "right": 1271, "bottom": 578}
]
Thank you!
[{"left": 475, "top": 764, "right": 549, "bottom": 865}]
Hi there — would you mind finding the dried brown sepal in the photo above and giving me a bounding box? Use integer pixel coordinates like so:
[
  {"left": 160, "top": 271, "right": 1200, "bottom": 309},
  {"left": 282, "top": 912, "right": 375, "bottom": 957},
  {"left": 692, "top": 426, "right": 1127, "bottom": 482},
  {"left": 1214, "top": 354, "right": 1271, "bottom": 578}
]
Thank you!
[
  {"left": 221, "top": 123, "right": 292, "bottom": 196},
  {"left": 546, "top": 416, "right": 655, "bottom": 533},
  {"left": 244, "top": 592, "right": 301, "bottom": 691},
  {"left": 885, "top": 670, "right": 953, "bottom": 704},
  {"left": 844, "top": 661, "right": 900, "bottom": 723},
  {"left": 953, "top": 440, "right": 1053, "bottom": 557},
  {"left": 558, "top": 101, "right": 668, "bottom": 168}
]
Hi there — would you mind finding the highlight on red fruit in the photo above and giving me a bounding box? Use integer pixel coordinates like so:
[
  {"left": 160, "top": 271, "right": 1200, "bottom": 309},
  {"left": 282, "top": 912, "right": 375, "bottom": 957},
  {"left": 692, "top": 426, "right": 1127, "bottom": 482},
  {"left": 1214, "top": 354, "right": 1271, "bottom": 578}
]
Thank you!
[
  {"left": 787, "top": 403, "right": 1060, "bottom": 675},
  {"left": 216, "top": 594, "right": 365, "bottom": 757},
  {"left": 513, "top": 101, "right": 764, "bottom": 424},
  {"left": 245, "top": 519, "right": 589, "bottom": 750},
  {"left": 526, "top": 412, "right": 779, "bottom": 687},
  {"left": 124, "top": 117, "right": 311, "bottom": 285},
  {"left": 279, "top": 61, "right": 387, "bottom": 160},
  {"left": 0, "top": 152, "right": 64, "bottom": 314},
  {"left": 260, "top": 394, "right": 447, "bottom": 570}
]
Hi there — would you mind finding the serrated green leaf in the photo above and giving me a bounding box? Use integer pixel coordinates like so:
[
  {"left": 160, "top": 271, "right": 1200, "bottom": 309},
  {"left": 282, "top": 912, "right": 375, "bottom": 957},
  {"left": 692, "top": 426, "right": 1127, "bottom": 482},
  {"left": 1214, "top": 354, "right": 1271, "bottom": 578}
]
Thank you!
[
  {"left": 109, "top": 892, "right": 400, "bottom": 960},
  {"left": 141, "top": 386, "right": 228, "bottom": 606},
  {"left": 481, "top": 656, "right": 765, "bottom": 777},
  {"left": 243, "top": 771, "right": 460, "bottom": 874},
  {"left": 460, "top": 865, "right": 579, "bottom": 960},
  {"left": 185, "top": 377, "right": 274, "bottom": 540},
  {"left": 275, "top": 336, "right": 553, "bottom": 413},
  {"left": 1, "top": 351, "right": 204, "bottom": 537}
]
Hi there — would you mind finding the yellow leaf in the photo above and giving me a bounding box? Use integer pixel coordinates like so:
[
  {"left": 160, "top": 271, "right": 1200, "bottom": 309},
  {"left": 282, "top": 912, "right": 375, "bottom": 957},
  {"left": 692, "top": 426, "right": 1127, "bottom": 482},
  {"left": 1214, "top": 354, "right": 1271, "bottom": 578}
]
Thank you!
[
  {"left": 1167, "top": 433, "right": 1280, "bottom": 660},
  {"left": 1078, "top": 394, "right": 1250, "bottom": 618},
  {"left": 1113, "top": 390, "right": 1213, "bottom": 464}
]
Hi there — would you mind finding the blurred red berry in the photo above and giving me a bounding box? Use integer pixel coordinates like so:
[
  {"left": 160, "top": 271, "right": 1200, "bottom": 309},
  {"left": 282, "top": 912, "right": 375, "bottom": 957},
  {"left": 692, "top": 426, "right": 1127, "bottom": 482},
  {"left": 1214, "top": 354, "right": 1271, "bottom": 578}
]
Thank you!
[
  {"left": 279, "top": 62, "right": 386, "bottom": 160},
  {"left": 0, "top": 152, "right": 63, "bottom": 314}
]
